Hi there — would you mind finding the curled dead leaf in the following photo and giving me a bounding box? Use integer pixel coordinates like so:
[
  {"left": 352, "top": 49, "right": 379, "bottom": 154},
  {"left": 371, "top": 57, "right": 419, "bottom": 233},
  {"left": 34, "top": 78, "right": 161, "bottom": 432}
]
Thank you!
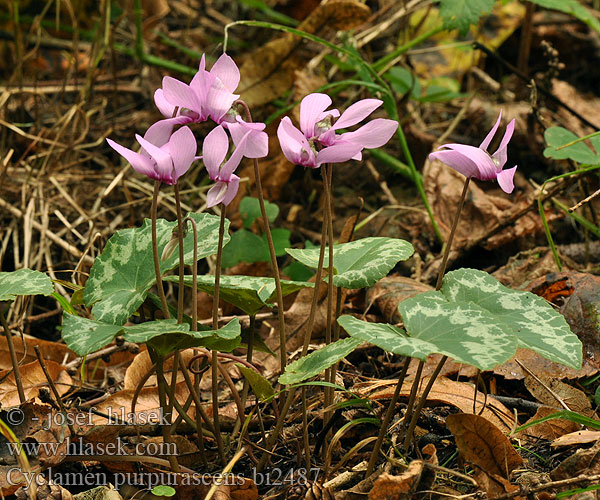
[{"left": 446, "top": 413, "right": 523, "bottom": 479}]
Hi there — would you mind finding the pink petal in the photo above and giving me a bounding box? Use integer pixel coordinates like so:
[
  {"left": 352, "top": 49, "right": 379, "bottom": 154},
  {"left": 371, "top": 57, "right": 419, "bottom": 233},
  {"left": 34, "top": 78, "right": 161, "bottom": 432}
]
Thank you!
[
  {"left": 206, "top": 84, "right": 239, "bottom": 123},
  {"left": 496, "top": 165, "right": 517, "bottom": 194},
  {"left": 144, "top": 117, "right": 192, "bottom": 148},
  {"left": 491, "top": 118, "right": 515, "bottom": 170},
  {"left": 330, "top": 99, "right": 383, "bottom": 131},
  {"left": 219, "top": 131, "right": 250, "bottom": 180},
  {"left": 206, "top": 181, "right": 228, "bottom": 208},
  {"left": 429, "top": 148, "right": 482, "bottom": 179},
  {"left": 162, "top": 76, "right": 203, "bottom": 115},
  {"left": 136, "top": 134, "right": 174, "bottom": 183},
  {"left": 277, "top": 117, "right": 314, "bottom": 166},
  {"left": 154, "top": 89, "right": 176, "bottom": 118},
  {"left": 107, "top": 138, "right": 157, "bottom": 179},
  {"left": 300, "top": 93, "right": 333, "bottom": 138},
  {"left": 337, "top": 119, "right": 398, "bottom": 149},
  {"left": 203, "top": 126, "right": 229, "bottom": 179},
  {"left": 221, "top": 174, "right": 240, "bottom": 206},
  {"left": 479, "top": 110, "right": 502, "bottom": 151},
  {"left": 168, "top": 126, "right": 197, "bottom": 181},
  {"left": 210, "top": 53, "right": 240, "bottom": 92},
  {"left": 316, "top": 143, "right": 363, "bottom": 166},
  {"left": 436, "top": 143, "right": 498, "bottom": 180},
  {"left": 228, "top": 120, "right": 268, "bottom": 158}
]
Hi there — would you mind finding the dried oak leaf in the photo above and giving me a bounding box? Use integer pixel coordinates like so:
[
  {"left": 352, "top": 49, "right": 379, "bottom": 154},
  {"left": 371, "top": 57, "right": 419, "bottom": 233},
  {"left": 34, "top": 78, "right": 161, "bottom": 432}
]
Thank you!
[
  {"left": 0, "top": 360, "right": 71, "bottom": 407},
  {"left": 446, "top": 413, "right": 523, "bottom": 479},
  {"left": 524, "top": 373, "right": 592, "bottom": 415},
  {"left": 515, "top": 406, "right": 581, "bottom": 442},
  {"left": 238, "top": 0, "right": 370, "bottom": 108}
]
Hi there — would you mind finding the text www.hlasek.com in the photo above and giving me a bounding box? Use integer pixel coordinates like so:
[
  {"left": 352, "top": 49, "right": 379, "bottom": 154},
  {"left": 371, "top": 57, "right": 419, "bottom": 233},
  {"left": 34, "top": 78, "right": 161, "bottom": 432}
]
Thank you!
[{"left": 5, "top": 436, "right": 177, "bottom": 459}]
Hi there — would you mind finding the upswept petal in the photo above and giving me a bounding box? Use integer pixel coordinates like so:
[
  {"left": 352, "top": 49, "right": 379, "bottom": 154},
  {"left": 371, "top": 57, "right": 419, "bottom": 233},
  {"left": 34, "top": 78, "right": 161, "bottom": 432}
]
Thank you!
[
  {"left": 106, "top": 138, "right": 156, "bottom": 179},
  {"left": 436, "top": 143, "right": 498, "bottom": 180},
  {"left": 154, "top": 89, "right": 176, "bottom": 118},
  {"left": 479, "top": 110, "right": 502, "bottom": 151},
  {"left": 162, "top": 76, "right": 203, "bottom": 115},
  {"left": 300, "top": 93, "right": 333, "bottom": 138},
  {"left": 277, "top": 117, "right": 315, "bottom": 167},
  {"left": 337, "top": 118, "right": 398, "bottom": 149},
  {"left": 228, "top": 120, "right": 268, "bottom": 158},
  {"left": 491, "top": 118, "right": 515, "bottom": 170},
  {"left": 136, "top": 134, "right": 174, "bottom": 183},
  {"left": 206, "top": 181, "right": 228, "bottom": 208},
  {"left": 315, "top": 142, "right": 363, "bottom": 166},
  {"left": 429, "top": 148, "right": 482, "bottom": 179},
  {"left": 203, "top": 125, "right": 229, "bottom": 179},
  {"left": 168, "top": 126, "right": 197, "bottom": 181},
  {"left": 143, "top": 116, "right": 192, "bottom": 149},
  {"left": 190, "top": 69, "right": 213, "bottom": 106},
  {"left": 219, "top": 131, "right": 251, "bottom": 180},
  {"left": 206, "top": 83, "right": 239, "bottom": 123},
  {"left": 330, "top": 99, "right": 383, "bottom": 131},
  {"left": 496, "top": 165, "right": 517, "bottom": 194},
  {"left": 210, "top": 53, "right": 240, "bottom": 92},
  {"left": 220, "top": 174, "right": 240, "bottom": 206}
]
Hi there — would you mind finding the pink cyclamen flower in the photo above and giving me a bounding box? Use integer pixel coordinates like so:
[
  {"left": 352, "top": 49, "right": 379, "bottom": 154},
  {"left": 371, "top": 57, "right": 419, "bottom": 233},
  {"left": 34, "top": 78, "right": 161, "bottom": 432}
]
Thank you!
[
  {"left": 107, "top": 117, "right": 197, "bottom": 185},
  {"left": 277, "top": 93, "right": 398, "bottom": 168},
  {"left": 428, "top": 110, "right": 518, "bottom": 194},
  {"left": 154, "top": 53, "right": 240, "bottom": 124},
  {"left": 203, "top": 125, "right": 252, "bottom": 207}
]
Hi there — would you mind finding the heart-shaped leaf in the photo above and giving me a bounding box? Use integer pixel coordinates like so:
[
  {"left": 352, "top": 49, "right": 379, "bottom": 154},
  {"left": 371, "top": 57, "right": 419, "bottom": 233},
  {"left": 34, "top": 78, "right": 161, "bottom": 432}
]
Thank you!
[
  {"left": 279, "top": 337, "right": 362, "bottom": 385},
  {"left": 165, "top": 275, "right": 313, "bottom": 316},
  {"left": 340, "top": 299, "right": 517, "bottom": 371},
  {"left": 0, "top": 269, "right": 54, "bottom": 301},
  {"left": 237, "top": 364, "right": 275, "bottom": 402},
  {"left": 62, "top": 313, "right": 240, "bottom": 356},
  {"left": 84, "top": 213, "right": 228, "bottom": 325},
  {"left": 543, "top": 127, "right": 600, "bottom": 165},
  {"left": 439, "top": 268, "right": 582, "bottom": 369},
  {"left": 285, "top": 237, "right": 414, "bottom": 289}
]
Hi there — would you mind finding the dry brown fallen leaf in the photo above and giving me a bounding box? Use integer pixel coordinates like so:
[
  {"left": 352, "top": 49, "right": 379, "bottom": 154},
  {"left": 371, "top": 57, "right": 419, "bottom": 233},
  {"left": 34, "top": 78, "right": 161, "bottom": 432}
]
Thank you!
[
  {"left": 238, "top": 0, "right": 370, "bottom": 108},
  {"left": 473, "top": 470, "right": 523, "bottom": 500},
  {"left": 446, "top": 413, "right": 523, "bottom": 479},
  {"left": 356, "top": 376, "right": 513, "bottom": 432},
  {"left": 551, "top": 439, "right": 600, "bottom": 500},
  {"left": 365, "top": 276, "right": 433, "bottom": 324},
  {"left": 0, "top": 360, "right": 72, "bottom": 407},
  {"left": 368, "top": 444, "right": 437, "bottom": 500},
  {"left": 552, "top": 430, "right": 600, "bottom": 448},
  {"left": 515, "top": 406, "right": 581, "bottom": 442},
  {"left": 524, "top": 372, "right": 592, "bottom": 415},
  {"left": 0, "top": 334, "right": 72, "bottom": 370}
]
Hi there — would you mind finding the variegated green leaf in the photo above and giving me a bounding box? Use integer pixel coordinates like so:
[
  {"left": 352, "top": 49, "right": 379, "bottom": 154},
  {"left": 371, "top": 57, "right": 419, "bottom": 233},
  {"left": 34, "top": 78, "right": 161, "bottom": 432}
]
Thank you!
[
  {"left": 0, "top": 269, "right": 54, "bottom": 301},
  {"left": 440, "top": 268, "right": 582, "bottom": 369},
  {"left": 84, "top": 213, "right": 228, "bottom": 325},
  {"left": 62, "top": 312, "right": 240, "bottom": 356},
  {"left": 279, "top": 337, "right": 362, "bottom": 385},
  {"left": 285, "top": 237, "right": 414, "bottom": 289},
  {"left": 164, "top": 275, "right": 313, "bottom": 315}
]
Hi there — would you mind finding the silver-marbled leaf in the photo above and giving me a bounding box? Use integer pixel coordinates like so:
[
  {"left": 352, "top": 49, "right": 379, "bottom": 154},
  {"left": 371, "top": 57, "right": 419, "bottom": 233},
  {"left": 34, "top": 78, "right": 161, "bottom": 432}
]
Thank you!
[
  {"left": 279, "top": 337, "right": 362, "bottom": 385},
  {"left": 285, "top": 237, "right": 414, "bottom": 289},
  {"left": 164, "top": 275, "right": 313, "bottom": 315},
  {"left": 0, "top": 269, "right": 54, "bottom": 301},
  {"left": 83, "top": 212, "right": 228, "bottom": 325}
]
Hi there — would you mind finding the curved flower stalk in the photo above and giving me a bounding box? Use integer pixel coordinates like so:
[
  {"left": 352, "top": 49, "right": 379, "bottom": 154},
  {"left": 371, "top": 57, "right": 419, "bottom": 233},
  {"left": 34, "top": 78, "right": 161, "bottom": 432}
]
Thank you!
[
  {"left": 429, "top": 110, "right": 517, "bottom": 193},
  {"left": 277, "top": 93, "right": 398, "bottom": 168},
  {"left": 155, "top": 53, "right": 240, "bottom": 125},
  {"left": 107, "top": 117, "right": 197, "bottom": 185}
]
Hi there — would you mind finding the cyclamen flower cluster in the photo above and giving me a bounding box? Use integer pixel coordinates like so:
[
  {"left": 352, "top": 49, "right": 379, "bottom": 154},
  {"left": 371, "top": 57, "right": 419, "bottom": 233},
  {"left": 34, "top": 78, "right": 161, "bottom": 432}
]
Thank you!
[
  {"left": 106, "top": 52, "right": 517, "bottom": 208},
  {"left": 107, "top": 53, "right": 267, "bottom": 207}
]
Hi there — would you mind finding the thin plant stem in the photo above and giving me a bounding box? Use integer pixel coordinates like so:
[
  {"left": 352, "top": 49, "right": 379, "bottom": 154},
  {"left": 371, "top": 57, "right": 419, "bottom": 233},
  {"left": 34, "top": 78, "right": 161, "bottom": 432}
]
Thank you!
[
  {"left": 174, "top": 184, "right": 185, "bottom": 324},
  {"left": 152, "top": 349, "right": 180, "bottom": 472},
  {"left": 403, "top": 176, "right": 471, "bottom": 451},
  {"left": 235, "top": 99, "right": 287, "bottom": 373},
  {"left": 239, "top": 314, "right": 256, "bottom": 422},
  {"left": 366, "top": 356, "right": 410, "bottom": 476},
  {"left": 302, "top": 386, "right": 311, "bottom": 470},
  {"left": 0, "top": 304, "right": 25, "bottom": 404},
  {"left": 151, "top": 180, "right": 170, "bottom": 319},
  {"left": 211, "top": 206, "right": 227, "bottom": 465},
  {"left": 324, "top": 164, "right": 335, "bottom": 424}
]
